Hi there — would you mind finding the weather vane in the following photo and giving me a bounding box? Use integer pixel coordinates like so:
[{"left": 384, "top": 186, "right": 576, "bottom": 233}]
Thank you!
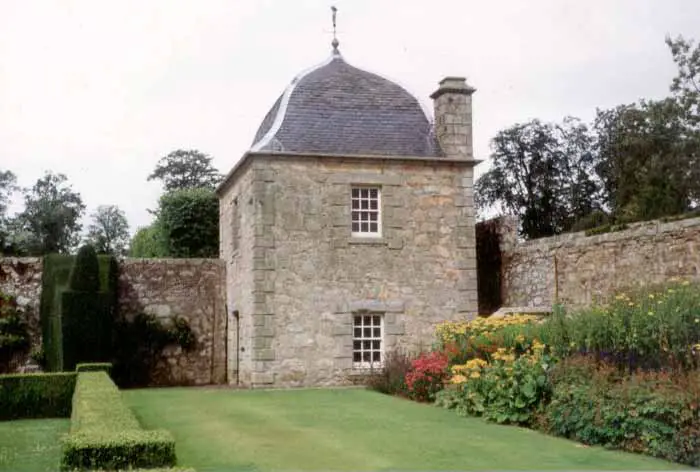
[{"left": 331, "top": 6, "right": 339, "bottom": 53}]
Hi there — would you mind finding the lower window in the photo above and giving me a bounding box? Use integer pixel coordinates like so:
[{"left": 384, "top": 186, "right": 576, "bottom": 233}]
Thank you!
[{"left": 352, "top": 313, "right": 383, "bottom": 369}]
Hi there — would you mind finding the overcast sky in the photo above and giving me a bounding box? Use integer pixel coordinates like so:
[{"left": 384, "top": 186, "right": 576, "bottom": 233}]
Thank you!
[{"left": 1, "top": 0, "right": 699, "bottom": 233}]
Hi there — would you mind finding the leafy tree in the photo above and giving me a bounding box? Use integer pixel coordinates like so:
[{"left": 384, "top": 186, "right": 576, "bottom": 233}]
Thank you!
[
  {"left": 14, "top": 172, "right": 85, "bottom": 254},
  {"left": 129, "top": 224, "right": 167, "bottom": 258},
  {"left": 148, "top": 149, "right": 223, "bottom": 191},
  {"left": 475, "top": 118, "right": 603, "bottom": 239},
  {"left": 594, "top": 98, "right": 697, "bottom": 221},
  {"left": 157, "top": 188, "right": 219, "bottom": 258},
  {"left": 84, "top": 205, "right": 130, "bottom": 256},
  {"left": 0, "top": 170, "right": 18, "bottom": 253},
  {"left": 666, "top": 35, "right": 700, "bottom": 125}
]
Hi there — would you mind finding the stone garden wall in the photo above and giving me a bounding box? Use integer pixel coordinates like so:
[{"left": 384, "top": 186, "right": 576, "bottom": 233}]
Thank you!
[
  {"left": 492, "top": 216, "right": 700, "bottom": 308},
  {"left": 0, "top": 256, "right": 227, "bottom": 385},
  {"left": 0, "top": 257, "right": 43, "bottom": 359},
  {"left": 118, "top": 258, "right": 227, "bottom": 386}
]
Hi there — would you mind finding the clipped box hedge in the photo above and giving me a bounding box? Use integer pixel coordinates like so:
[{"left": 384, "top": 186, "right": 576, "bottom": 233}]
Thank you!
[
  {"left": 75, "top": 362, "right": 112, "bottom": 373},
  {"left": 61, "top": 371, "right": 176, "bottom": 471},
  {"left": 0, "top": 371, "right": 76, "bottom": 420}
]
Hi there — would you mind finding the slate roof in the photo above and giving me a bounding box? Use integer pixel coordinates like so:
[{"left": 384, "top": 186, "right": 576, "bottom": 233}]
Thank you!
[{"left": 251, "top": 53, "right": 443, "bottom": 157}]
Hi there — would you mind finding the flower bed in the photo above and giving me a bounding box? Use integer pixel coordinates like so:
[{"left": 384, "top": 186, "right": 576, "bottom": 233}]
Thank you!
[{"left": 394, "top": 281, "right": 700, "bottom": 467}]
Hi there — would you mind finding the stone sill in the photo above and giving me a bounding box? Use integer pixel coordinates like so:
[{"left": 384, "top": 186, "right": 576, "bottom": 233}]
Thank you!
[{"left": 347, "top": 237, "right": 387, "bottom": 246}]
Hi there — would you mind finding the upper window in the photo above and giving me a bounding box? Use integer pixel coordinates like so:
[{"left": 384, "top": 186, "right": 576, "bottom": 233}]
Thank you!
[{"left": 351, "top": 187, "right": 381, "bottom": 237}]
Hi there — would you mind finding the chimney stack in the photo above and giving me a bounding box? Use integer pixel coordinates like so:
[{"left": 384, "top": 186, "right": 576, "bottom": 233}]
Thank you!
[{"left": 430, "top": 77, "right": 476, "bottom": 160}]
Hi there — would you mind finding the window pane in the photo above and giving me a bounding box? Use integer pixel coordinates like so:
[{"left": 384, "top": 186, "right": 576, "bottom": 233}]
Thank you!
[
  {"left": 354, "top": 328, "right": 362, "bottom": 338},
  {"left": 363, "top": 340, "right": 371, "bottom": 349},
  {"left": 364, "top": 327, "right": 372, "bottom": 337},
  {"left": 351, "top": 222, "right": 359, "bottom": 232},
  {"left": 353, "top": 341, "right": 361, "bottom": 350},
  {"left": 369, "top": 188, "right": 378, "bottom": 198},
  {"left": 369, "top": 212, "right": 377, "bottom": 221},
  {"left": 370, "top": 199, "right": 378, "bottom": 210},
  {"left": 361, "top": 200, "right": 369, "bottom": 209},
  {"left": 361, "top": 188, "right": 369, "bottom": 198},
  {"left": 363, "top": 351, "right": 371, "bottom": 362},
  {"left": 363, "top": 316, "right": 371, "bottom": 325},
  {"left": 361, "top": 212, "right": 368, "bottom": 221},
  {"left": 369, "top": 223, "right": 378, "bottom": 233},
  {"left": 352, "top": 188, "right": 360, "bottom": 198},
  {"left": 353, "top": 352, "right": 362, "bottom": 362},
  {"left": 361, "top": 222, "right": 369, "bottom": 232},
  {"left": 373, "top": 327, "right": 381, "bottom": 337},
  {"left": 372, "top": 316, "right": 381, "bottom": 326},
  {"left": 352, "top": 200, "right": 359, "bottom": 209},
  {"left": 372, "top": 351, "right": 381, "bottom": 362},
  {"left": 372, "top": 340, "right": 381, "bottom": 350},
  {"left": 354, "top": 316, "right": 361, "bottom": 326}
]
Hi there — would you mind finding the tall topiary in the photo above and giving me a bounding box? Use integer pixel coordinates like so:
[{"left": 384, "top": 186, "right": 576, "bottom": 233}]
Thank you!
[
  {"left": 61, "top": 245, "right": 114, "bottom": 370},
  {"left": 69, "top": 244, "right": 100, "bottom": 292}
]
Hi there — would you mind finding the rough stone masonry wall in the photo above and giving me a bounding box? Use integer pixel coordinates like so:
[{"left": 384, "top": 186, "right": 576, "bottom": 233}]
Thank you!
[
  {"left": 118, "top": 258, "right": 227, "bottom": 386},
  {"left": 0, "top": 257, "right": 43, "bottom": 364},
  {"left": 499, "top": 216, "right": 700, "bottom": 308},
  {"left": 232, "top": 155, "right": 477, "bottom": 388},
  {"left": 219, "top": 162, "right": 257, "bottom": 386}
]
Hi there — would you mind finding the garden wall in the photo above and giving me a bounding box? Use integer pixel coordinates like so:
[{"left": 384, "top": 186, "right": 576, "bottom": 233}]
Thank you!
[
  {"left": 0, "top": 257, "right": 43, "bottom": 357},
  {"left": 118, "top": 258, "right": 227, "bottom": 386},
  {"left": 488, "top": 215, "right": 700, "bottom": 308},
  {"left": 0, "top": 256, "right": 227, "bottom": 385}
]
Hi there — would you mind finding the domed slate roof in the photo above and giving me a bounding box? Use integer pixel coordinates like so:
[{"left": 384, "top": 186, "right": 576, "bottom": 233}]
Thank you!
[{"left": 251, "top": 53, "right": 443, "bottom": 157}]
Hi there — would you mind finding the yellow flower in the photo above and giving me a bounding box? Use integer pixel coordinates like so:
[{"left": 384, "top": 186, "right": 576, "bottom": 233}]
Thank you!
[
  {"left": 628, "top": 302, "right": 635, "bottom": 307},
  {"left": 470, "top": 371, "right": 481, "bottom": 379},
  {"left": 647, "top": 311, "right": 654, "bottom": 316},
  {"left": 648, "top": 294, "right": 655, "bottom": 299},
  {"left": 451, "top": 375, "right": 467, "bottom": 384},
  {"left": 515, "top": 334, "right": 526, "bottom": 343},
  {"left": 668, "top": 289, "right": 676, "bottom": 294},
  {"left": 681, "top": 280, "right": 690, "bottom": 286}
]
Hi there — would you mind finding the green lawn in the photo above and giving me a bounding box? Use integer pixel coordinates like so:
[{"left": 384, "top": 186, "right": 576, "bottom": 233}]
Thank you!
[
  {"left": 124, "top": 387, "right": 687, "bottom": 471},
  {"left": 0, "top": 418, "right": 69, "bottom": 472}
]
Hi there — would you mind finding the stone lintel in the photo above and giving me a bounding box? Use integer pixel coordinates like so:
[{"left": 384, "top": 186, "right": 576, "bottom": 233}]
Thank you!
[
  {"left": 347, "top": 300, "right": 405, "bottom": 313},
  {"left": 329, "top": 173, "right": 402, "bottom": 186}
]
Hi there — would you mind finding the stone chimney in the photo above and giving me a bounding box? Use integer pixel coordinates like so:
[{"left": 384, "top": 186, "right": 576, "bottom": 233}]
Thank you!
[{"left": 430, "top": 77, "right": 476, "bottom": 159}]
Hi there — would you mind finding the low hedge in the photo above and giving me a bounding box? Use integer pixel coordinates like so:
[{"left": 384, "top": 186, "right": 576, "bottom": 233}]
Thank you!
[
  {"left": 61, "top": 371, "right": 176, "bottom": 471},
  {"left": 0, "top": 372, "right": 76, "bottom": 420},
  {"left": 76, "top": 362, "right": 112, "bottom": 373}
]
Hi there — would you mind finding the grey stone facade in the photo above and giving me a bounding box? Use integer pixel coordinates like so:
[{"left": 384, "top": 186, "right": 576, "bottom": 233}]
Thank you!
[{"left": 219, "top": 153, "right": 478, "bottom": 387}]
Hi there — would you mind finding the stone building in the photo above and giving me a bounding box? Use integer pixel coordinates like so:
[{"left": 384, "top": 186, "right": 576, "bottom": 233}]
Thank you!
[{"left": 216, "top": 41, "right": 479, "bottom": 387}]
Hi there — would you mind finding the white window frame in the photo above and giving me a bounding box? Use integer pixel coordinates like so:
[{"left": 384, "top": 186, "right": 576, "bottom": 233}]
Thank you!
[
  {"left": 352, "top": 312, "right": 384, "bottom": 370},
  {"left": 351, "top": 187, "right": 382, "bottom": 238}
]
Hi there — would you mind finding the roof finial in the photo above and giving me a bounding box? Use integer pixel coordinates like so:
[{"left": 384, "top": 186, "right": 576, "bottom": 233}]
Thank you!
[{"left": 331, "top": 6, "right": 340, "bottom": 55}]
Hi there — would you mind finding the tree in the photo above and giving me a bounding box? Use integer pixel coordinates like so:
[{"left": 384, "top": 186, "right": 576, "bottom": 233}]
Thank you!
[
  {"left": 157, "top": 188, "right": 219, "bottom": 258},
  {"left": 666, "top": 35, "right": 700, "bottom": 125},
  {"left": 14, "top": 172, "right": 85, "bottom": 254},
  {"left": 475, "top": 118, "right": 603, "bottom": 239},
  {"left": 129, "top": 224, "right": 167, "bottom": 258},
  {"left": 0, "top": 170, "right": 18, "bottom": 253},
  {"left": 594, "top": 98, "right": 697, "bottom": 221},
  {"left": 148, "top": 149, "right": 223, "bottom": 191},
  {"left": 84, "top": 205, "right": 130, "bottom": 256}
]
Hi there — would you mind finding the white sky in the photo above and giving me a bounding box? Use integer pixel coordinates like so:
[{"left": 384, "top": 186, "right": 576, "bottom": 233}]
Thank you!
[{"left": 1, "top": 0, "right": 699, "bottom": 233}]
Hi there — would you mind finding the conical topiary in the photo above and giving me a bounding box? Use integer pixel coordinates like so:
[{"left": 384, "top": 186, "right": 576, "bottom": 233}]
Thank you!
[{"left": 69, "top": 244, "right": 100, "bottom": 292}]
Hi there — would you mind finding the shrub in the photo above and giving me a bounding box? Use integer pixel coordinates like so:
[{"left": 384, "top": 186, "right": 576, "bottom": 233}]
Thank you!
[
  {"left": 542, "top": 281, "right": 700, "bottom": 371},
  {"left": 437, "top": 342, "right": 552, "bottom": 425},
  {"left": 365, "top": 350, "right": 413, "bottom": 396},
  {"left": 405, "top": 351, "right": 449, "bottom": 402},
  {"left": 112, "top": 313, "right": 195, "bottom": 388},
  {"left": 0, "top": 372, "right": 76, "bottom": 420},
  {"left": 61, "top": 371, "right": 176, "bottom": 470},
  {"left": 542, "top": 356, "right": 700, "bottom": 467}
]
